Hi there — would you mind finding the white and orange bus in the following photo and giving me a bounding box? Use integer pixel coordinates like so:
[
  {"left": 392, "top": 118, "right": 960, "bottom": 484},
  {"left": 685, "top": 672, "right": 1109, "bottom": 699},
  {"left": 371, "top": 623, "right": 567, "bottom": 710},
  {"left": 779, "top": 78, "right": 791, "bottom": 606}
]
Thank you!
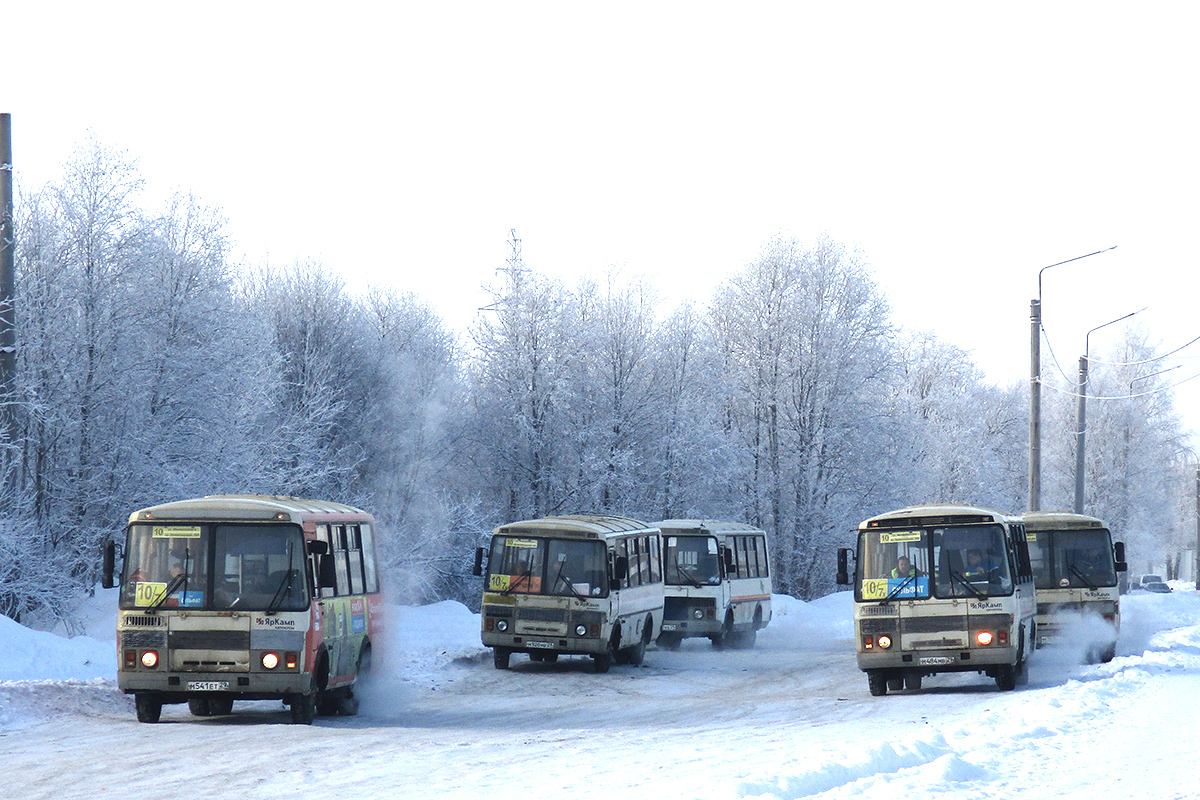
[
  {"left": 656, "top": 520, "right": 772, "bottom": 649},
  {"left": 103, "top": 495, "right": 383, "bottom": 724}
]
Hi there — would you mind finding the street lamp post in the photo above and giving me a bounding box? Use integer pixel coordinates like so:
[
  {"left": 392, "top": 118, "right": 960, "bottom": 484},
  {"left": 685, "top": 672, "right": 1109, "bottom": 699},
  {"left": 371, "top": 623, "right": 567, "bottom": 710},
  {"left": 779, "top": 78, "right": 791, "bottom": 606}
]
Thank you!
[
  {"left": 1074, "top": 309, "right": 1143, "bottom": 514},
  {"left": 1029, "top": 246, "right": 1117, "bottom": 511}
]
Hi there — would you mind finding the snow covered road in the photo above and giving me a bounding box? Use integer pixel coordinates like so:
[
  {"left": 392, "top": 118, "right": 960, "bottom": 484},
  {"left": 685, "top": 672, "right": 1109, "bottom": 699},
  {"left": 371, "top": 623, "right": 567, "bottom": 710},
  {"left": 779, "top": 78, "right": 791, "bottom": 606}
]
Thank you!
[{"left": 2, "top": 590, "right": 1198, "bottom": 799}]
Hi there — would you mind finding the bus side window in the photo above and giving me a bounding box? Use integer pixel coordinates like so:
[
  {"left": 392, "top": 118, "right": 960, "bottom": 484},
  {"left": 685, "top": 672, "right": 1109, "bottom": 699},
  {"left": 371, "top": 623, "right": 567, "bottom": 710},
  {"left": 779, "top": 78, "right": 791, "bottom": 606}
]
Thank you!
[
  {"left": 756, "top": 536, "right": 770, "bottom": 577},
  {"left": 738, "top": 537, "right": 751, "bottom": 579},
  {"left": 630, "top": 537, "right": 643, "bottom": 588},
  {"left": 333, "top": 525, "right": 351, "bottom": 596},
  {"left": 360, "top": 524, "right": 379, "bottom": 594},
  {"left": 614, "top": 538, "right": 629, "bottom": 589},
  {"left": 348, "top": 525, "right": 365, "bottom": 595},
  {"left": 314, "top": 524, "right": 335, "bottom": 599},
  {"left": 648, "top": 534, "right": 661, "bottom": 583}
]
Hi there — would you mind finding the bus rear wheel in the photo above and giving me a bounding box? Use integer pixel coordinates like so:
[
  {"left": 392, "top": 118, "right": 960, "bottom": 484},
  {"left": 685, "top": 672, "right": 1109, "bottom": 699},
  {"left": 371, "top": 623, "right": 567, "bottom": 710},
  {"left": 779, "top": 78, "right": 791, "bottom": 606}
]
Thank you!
[
  {"left": 188, "top": 698, "right": 214, "bottom": 717},
  {"left": 135, "top": 693, "right": 162, "bottom": 723}
]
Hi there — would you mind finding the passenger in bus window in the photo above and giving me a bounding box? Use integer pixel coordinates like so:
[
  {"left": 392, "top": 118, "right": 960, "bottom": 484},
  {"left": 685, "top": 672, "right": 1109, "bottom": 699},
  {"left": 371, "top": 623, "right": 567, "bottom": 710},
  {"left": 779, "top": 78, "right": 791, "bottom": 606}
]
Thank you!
[{"left": 892, "top": 556, "right": 920, "bottom": 578}]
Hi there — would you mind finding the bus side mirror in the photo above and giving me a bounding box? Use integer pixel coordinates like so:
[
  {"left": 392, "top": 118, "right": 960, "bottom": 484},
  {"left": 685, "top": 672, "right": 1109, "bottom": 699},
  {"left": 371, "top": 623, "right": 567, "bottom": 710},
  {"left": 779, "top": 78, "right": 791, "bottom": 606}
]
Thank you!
[
  {"left": 306, "top": 540, "right": 329, "bottom": 556},
  {"left": 836, "top": 548, "right": 851, "bottom": 586},
  {"left": 318, "top": 554, "right": 337, "bottom": 589},
  {"left": 472, "top": 547, "right": 485, "bottom": 577},
  {"left": 101, "top": 541, "right": 116, "bottom": 589},
  {"left": 1113, "top": 541, "right": 1127, "bottom": 573}
]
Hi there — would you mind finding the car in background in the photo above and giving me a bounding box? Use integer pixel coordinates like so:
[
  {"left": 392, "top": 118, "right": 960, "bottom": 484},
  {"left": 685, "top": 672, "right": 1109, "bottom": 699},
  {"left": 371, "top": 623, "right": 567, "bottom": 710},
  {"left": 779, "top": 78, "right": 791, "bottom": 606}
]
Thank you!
[
  {"left": 1132, "top": 574, "right": 1163, "bottom": 591},
  {"left": 1143, "top": 581, "right": 1173, "bottom": 593}
]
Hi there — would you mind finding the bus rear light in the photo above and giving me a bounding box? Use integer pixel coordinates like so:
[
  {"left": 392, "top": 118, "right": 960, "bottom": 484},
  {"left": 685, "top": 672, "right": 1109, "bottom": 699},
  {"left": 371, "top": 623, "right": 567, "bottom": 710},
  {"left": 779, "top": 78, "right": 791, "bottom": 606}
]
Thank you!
[
  {"left": 262, "top": 652, "right": 280, "bottom": 670},
  {"left": 876, "top": 635, "right": 893, "bottom": 650},
  {"left": 975, "top": 631, "right": 995, "bottom": 646},
  {"left": 285, "top": 652, "right": 298, "bottom": 670},
  {"left": 140, "top": 650, "right": 159, "bottom": 668}
]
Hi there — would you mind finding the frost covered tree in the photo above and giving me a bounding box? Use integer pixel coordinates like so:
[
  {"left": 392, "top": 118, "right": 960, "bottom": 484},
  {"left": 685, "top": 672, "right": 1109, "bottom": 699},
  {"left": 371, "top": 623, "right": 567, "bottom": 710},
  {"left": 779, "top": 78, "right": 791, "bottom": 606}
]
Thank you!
[{"left": 712, "top": 235, "right": 899, "bottom": 598}]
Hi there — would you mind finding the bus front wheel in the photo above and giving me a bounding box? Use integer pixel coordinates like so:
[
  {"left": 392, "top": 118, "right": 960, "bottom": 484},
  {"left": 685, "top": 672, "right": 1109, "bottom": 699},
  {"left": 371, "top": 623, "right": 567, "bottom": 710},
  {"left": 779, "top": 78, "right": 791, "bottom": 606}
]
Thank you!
[
  {"left": 867, "top": 671, "right": 888, "bottom": 697},
  {"left": 135, "top": 693, "right": 163, "bottom": 723},
  {"left": 290, "top": 690, "right": 316, "bottom": 724},
  {"left": 493, "top": 647, "right": 511, "bottom": 670}
]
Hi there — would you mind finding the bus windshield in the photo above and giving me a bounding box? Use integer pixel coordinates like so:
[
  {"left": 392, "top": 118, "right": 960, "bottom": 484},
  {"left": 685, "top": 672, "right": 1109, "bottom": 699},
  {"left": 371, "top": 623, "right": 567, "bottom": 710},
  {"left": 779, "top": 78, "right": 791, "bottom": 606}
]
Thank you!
[
  {"left": 932, "top": 524, "right": 1014, "bottom": 598},
  {"left": 664, "top": 535, "right": 722, "bottom": 587},
  {"left": 487, "top": 535, "right": 608, "bottom": 598},
  {"left": 120, "top": 522, "right": 309, "bottom": 611},
  {"left": 1027, "top": 528, "right": 1116, "bottom": 590},
  {"left": 858, "top": 529, "right": 931, "bottom": 600}
]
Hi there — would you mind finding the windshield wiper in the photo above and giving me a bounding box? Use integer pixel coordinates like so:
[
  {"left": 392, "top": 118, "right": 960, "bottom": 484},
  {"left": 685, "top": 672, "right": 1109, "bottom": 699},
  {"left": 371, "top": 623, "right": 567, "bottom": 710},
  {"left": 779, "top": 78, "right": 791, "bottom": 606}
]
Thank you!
[
  {"left": 553, "top": 561, "right": 585, "bottom": 598},
  {"left": 879, "top": 573, "right": 916, "bottom": 604},
  {"left": 150, "top": 548, "right": 191, "bottom": 610},
  {"left": 673, "top": 554, "right": 703, "bottom": 588},
  {"left": 948, "top": 568, "right": 987, "bottom": 599},
  {"left": 268, "top": 542, "right": 298, "bottom": 611},
  {"left": 500, "top": 568, "right": 533, "bottom": 595},
  {"left": 1067, "top": 563, "right": 1099, "bottom": 590}
]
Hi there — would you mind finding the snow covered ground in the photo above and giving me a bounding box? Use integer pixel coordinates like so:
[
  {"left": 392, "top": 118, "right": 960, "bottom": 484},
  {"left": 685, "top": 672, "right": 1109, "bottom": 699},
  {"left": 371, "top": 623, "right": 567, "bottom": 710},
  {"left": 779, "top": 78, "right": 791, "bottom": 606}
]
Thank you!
[{"left": 2, "top": 585, "right": 1199, "bottom": 799}]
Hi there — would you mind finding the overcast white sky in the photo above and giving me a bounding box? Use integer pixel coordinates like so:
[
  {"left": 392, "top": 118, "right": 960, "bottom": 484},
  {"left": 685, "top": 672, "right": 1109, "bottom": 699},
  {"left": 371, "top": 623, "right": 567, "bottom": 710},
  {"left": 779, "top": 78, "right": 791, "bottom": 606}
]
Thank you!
[{"left": 6, "top": 2, "right": 1200, "bottom": 438}]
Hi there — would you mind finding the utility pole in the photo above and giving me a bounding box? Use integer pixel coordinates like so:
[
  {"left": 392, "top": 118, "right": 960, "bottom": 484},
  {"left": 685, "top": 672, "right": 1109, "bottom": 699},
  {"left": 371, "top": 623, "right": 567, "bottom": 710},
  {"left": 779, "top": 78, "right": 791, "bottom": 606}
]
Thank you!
[
  {"left": 1074, "top": 355, "right": 1088, "bottom": 514},
  {"left": 1029, "top": 299, "right": 1042, "bottom": 510},
  {"left": 0, "top": 113, "right": 14, "bottom": 452}
]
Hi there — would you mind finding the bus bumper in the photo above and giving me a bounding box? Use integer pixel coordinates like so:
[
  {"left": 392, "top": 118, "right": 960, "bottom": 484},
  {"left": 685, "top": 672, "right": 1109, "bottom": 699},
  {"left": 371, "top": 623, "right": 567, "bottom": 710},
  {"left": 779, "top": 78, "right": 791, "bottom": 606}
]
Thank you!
[
  {"left": 481, "top": 631, "right": 607, "bottom": 657},
  {"left": 118, "top": 670, "right": 312, "bottom": 700},
  {"left": 857, "top": 645, "right": 1019, "bottom": 673}
]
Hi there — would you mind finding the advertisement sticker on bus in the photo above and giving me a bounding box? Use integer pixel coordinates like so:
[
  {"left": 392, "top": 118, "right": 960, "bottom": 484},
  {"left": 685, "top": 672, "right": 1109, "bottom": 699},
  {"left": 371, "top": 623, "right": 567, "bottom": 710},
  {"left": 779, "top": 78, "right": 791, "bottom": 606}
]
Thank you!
[{"left": 861, "top": 576, "right": 928, "bottom": 599}]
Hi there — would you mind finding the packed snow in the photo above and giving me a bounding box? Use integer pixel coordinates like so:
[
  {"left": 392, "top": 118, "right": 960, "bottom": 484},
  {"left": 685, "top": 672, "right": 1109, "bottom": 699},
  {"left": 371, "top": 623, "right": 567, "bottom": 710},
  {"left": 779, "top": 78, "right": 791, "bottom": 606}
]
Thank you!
[{"left": 2, "top": 585, "right": 1199, "bottom": 799}]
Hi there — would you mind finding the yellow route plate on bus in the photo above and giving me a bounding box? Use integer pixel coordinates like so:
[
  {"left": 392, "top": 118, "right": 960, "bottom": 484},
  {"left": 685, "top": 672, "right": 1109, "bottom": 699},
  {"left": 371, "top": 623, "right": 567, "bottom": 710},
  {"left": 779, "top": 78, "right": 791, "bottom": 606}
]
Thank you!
[
  {"left": 152, "top": 525, "right": 201, "bottom": 538},
  {"left": 878, "top": 531, "right": 922, "bottom": 544},
  {"left": 134, "top": 582, "right": 168, "bottom": 607},
  {"left": 861, "top": 579, "right": 889, "bottom": 599},
  {"left": 489, "top": 574, "right": 512, "bottom": 591},
  {"left": 507, "top": 538, "right": 537, "bottom": 548}
]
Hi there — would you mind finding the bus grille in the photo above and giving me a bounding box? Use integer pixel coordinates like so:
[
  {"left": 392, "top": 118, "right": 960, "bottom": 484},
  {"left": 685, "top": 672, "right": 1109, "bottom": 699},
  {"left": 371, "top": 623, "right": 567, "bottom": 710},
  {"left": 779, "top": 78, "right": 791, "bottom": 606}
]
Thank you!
[
  {"left": 124, "top": 615, "right": 167, "bottom": 628},
  {"left": 664, "top": 596, "right": 716, "bottom": 620},
  {"left": 169, "top": 630, "right": 250, "bottom": 650},
  {"left": 516, "top": 607, "right": 569, "bottom": 623}
]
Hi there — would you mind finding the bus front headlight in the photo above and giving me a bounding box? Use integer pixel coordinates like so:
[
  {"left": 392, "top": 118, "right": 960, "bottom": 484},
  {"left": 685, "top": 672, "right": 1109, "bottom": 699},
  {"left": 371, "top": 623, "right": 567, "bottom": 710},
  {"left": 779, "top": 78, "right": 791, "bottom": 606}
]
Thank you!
[
  {"left": 877, "top": 635, "right": 893, "bottom": 650},
  {"left": 575, "top": 624, "right": 587, "bottom": 636},
  {"left": 496, "top": 619, "right": 509, "bottom": 633},
  {"left": 693, "top": 609, "right": 704, "bottom": 620},
  {"left": 140, "top": 650, "right": 159, "bottom": 669},
  {"left": 976, "top": 631, "right": 994, "bottom": 646},
  {"left": 262, "top": 652, "right": 280, "bottom": 669}
]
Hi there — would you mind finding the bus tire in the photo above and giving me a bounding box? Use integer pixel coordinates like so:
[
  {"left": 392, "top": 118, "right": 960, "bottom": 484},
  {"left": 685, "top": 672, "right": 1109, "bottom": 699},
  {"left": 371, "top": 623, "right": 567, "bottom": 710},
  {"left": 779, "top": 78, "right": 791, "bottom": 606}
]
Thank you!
[
  {"left": 135, "top": 693, "right": 163, "bottom": 723},
  {"left": 493, "top": 647, "right": 511, "bottom": 670},
  {"left": 657, "top": 632, "right": 682, "bottom": 650},
  {"left": 593, "top": 651, "right": 612, "bottom": 673},
  {"left": 994, "top": 663, "right": 1017, "bottom": 691},
  {"left": 210, "top": 697, "right": 234, "bottom": 715},
  {"left": 188, "top": 698, "right": 213, "bottom": 717},
  {"left": 867, "top": 671, "right": 888, "bottom": 697},
  {"left": 624, "top": 620, "right": 651, "bottom": 666},
  {"left": 1100, "top": 644, "right": 1116, "bottom": 663},
  {"left": 290, "top": 690, "right": 316, "bottom": 725},
  {"left": 710, "top": 615, "right": 732, "bottom": 649},
  {"left": 904, "top": 672, "right": 922, "bottom": 691}
]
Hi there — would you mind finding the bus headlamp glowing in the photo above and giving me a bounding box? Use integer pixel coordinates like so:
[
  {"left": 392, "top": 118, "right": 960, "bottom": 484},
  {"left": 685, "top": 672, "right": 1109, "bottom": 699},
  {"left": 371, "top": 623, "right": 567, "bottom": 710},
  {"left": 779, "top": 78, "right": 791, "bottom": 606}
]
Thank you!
[
  {"left": 262, "top": 652, "right": 280, "bottom": 669},
  {"left": 976, "top": 631, "right": 995, "bottom": 646},
  {"left": 876, "top": 635, "right": 893, "bottom": 650},
  {"left": 140, "top": 650, "right": 159, "bottom": 668},
  {"left": 575, "top": 624, "right": 587, "bottom": 636},
  {"left": 496, "top": 619, "right": 509, "bottom": 633}
]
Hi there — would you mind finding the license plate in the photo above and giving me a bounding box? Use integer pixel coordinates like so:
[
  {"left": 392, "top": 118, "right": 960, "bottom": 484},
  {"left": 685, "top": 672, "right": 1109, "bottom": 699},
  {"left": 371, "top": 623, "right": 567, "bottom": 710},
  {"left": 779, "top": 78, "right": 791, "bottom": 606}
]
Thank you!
[
  {"left": 919, "top": 656, "right": 954, "bottom": 666},
  {"left": 661, "top": 624, "right": 677, "bottom": 631},
  {"left": 526, "top": 640, "right": 554, "bottom": 649},
  {"left": 187, "top": 681, "right": 229, "bottom": 691}
]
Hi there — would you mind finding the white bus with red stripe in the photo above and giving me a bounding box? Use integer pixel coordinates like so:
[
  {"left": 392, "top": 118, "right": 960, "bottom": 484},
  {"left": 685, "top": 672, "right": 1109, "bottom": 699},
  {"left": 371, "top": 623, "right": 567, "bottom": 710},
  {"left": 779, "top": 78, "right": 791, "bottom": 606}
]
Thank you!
[
  {"left": 103, "top": 495, "right": 383, "bottom": 724},
  {"left": 655, "top": 520, "right": 772, "bottom": 649}
]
